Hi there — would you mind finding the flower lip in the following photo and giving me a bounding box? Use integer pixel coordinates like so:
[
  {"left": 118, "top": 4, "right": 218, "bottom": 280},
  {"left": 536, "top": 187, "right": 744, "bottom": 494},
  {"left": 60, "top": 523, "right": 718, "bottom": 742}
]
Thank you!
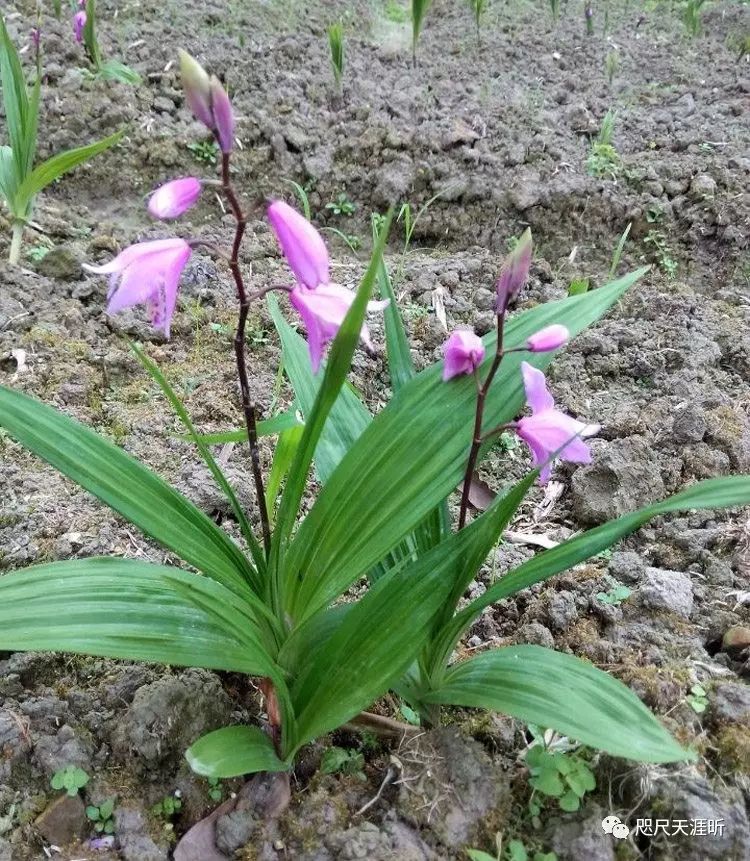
[
  {"left": 267, "top": 200, "right": 330, "bottom": 290},
  {"left": 442, "top": 329, "right": 485, "bottom": 381},
  {"left": 147, "top": 177, "right": 202, "bottom": 220}
]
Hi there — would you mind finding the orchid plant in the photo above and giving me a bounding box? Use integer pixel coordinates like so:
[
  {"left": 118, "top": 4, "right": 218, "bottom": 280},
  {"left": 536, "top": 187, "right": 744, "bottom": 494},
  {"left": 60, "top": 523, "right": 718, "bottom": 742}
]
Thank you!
[
  {"left": 1, "top": 49, "right": 750, "bottom": 792},
  {"left": 0, "top": 15, "right": 122, "bottom": 263},
  {"left": 72, "top": 0, "right": 140, "bottom": 84}
]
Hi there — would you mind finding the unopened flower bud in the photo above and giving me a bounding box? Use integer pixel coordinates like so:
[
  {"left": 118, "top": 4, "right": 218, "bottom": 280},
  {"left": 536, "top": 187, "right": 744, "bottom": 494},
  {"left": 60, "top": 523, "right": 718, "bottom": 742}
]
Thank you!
[
  {"left": 496, "top": 227, "right": 532, "bottom": 312},
  {"left": 209, "top": 76, "right": 234, "bottom": 153},
  {"left": 179, "top": 49, "right": 214, "bottom": 130},
  {"left": 527, "top": 324, "right": 569, "bottom": 353},
  {"left": 148, "top": 177, "right": 202, "bottom": 220}
]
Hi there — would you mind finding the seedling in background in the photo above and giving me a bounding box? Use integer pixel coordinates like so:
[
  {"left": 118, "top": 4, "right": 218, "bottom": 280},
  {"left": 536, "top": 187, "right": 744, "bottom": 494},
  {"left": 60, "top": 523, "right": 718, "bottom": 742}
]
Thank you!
[
  {"left": 207, "top": 777, "right": 223, "bottom": 802},
  {"left": 683, "top": 0, "right": 707, "bottom": 37},
  {"left": 327, "top": 21, "right": 344, "bottom": 89},
  {"left": 686, "top": 684, "right": 708, "bottom": 713},
  {"left": 585, "top": 2, "right": 594, "bottom": 35},
  {"left": 468, "top": 0, "right": 489, "bottom": 44},
  {"left": 86, "top": 798, "right": 116, "bottom": 834},
  {"left": 320, "top": 745, "right": 366, "bottom": 779},
  {"left": 51, "top": 765, "right": 90, "bottom": 797},
  {"left": 548, "top": 0, "right": 560, "bottom": 22},
  {"left": 586, "top": 109, "right": 621, "bottom": 180},
  {"left": 604, "top": 50, "right": 619, "bottom": 86},
  {"left": 186, "top": 140, "right": 220, "bottom": 165},
  {"left": 79, "top": 0, "right": 140, "bottom": 84},
  {"left": 151, "top": 793, "right": 183, "bottom": 820},
  {"left": 567, "top": 277, "right": 590, "bottom": 296},
  {"left": 596, "top": 580, "right": 632, "bottom": 605},
  {"left": 0, "top": 16, "right": 122, "bottom": 263},
  {"left": 644, "top": 229, "right": 678, "bottom": 278},
  {"left": 325, "top": 192, "right": 356, "bottom": 217},
  {"left": 411, "top": 0, "right": 433, "bottom": 64}
]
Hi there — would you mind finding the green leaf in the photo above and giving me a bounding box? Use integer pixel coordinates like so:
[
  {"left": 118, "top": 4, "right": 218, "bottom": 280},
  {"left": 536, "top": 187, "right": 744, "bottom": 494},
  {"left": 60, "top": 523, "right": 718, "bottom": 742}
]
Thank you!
[
  {"left": 284, "top": 269, "right": 648, "bottom": 620},
  {"left": 185, "top": 726, "right": 287, "bottom": 778},
  {"left": 559, "top": 791, "right": 580, "bottom": 812},
  {"left": 434, "top": 475, "right": 750, "bottom": 667},
  {"left": 286, "top": 488, "right": 517, "bottom": 755},
  {"left": 265, "top": 423, "right": 305, "bottom": 516},
  {"left": 14, "top": 130, "right": 123, "bottom": 214},
  {"left": 0, "top": 558, "right": 281, "bottom": 677},
  {"left": 0, "top": 144, "right": 17, "bottom": 206},
  {"left": 130, "top": 341, "right": 264, "bottom": 583},
  {"left": 566, "top": 765, "right": 595, "bottom": 796},
  {"left": 422, "top": 646, "right": 693, "bottom": 763},
  {"left": 98, "top": 59, "right": 141, "bottom": 85},
  {"left": 98, "top": 799, "right": 115, "bottom": 820},
  {"left": 0, "top": 17, "right": 31, "bottom": 186},
  {"left": 0, "top": 385, "right": 255, "bottom": 594},
  {"left": 86, "top": 806, "right": 101, "bottom": 821},
  {"left": 179, "top": 408, "right": 302, "bottom": 445},
  {"left": 532, "top": 769, "right": 565, "bottom": 796},
  {"left": 466, "top": 851, "right": 498, "bottom": 861},
  {"left": 508, "top": 841, "right": 529, "bottom": 861},
  {"left": 272, "top": 209, "right": 393, "bottom": 609}
]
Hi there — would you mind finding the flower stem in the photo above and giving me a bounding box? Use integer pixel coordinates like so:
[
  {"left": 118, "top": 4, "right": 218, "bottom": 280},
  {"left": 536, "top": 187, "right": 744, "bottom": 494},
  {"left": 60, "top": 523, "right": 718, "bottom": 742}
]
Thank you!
[
  {"left": 220, "top": 152, "right": 272, "bottom": 557},
  {"left": 8, "top": 222, "right": 24, "bottom": 266},
  {"left": 457, "top": 309, "right": 507, "bottom": 530}
]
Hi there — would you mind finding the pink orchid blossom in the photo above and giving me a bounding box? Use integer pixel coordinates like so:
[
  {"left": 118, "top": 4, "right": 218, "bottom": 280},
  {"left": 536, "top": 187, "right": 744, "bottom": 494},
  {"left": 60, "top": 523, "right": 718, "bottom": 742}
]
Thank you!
[
  {"left": 496, "top": 227, "right": 532, "bottom": 312},
  {"left": 516, "top": 361, "right": 599, "bottom": 484},
  {"left": 178, "top": 51, "right": 235, "bottom": 152},
  {"left": 268, "top": 201, "right": 387, "bottom": 372},
  {"left": 527, "top": 324, "right": 569, "bottom": 353},
  {"left": 268, "top": 200, "right": 329, "bottom": 289},
  {"left": 72, "top": 10, "right": 86, "bottom": 43},
  {"left": 442, "top": 329, "right": 485, "bottom": 381},
  {"left": 84, "top": 238, "right": 191, "bottom": 338},
  {"left": 291, "top": 283, "right": 388, "bottom": 373},
  {"left": 148, "top": 177, "right": 202, "bottom": 220}
]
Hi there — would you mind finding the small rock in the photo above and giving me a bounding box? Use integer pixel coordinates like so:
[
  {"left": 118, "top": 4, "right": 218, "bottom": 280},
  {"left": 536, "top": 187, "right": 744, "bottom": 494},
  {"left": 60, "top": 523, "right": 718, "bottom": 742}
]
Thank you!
[
  {"left": 608, "top": 551, "right": 646, "bottom": 585},
  {"left": 373, "top": 159, "right": 416, "bottom": 207},
  {"left": 638, "top": 567, "right": 694, "bottom": 618},
  {"left": 672, "top": 403, "right": 706, "bottom": 443},
  {"left": 549, "top": 804, "right": 614, "bottom": 861},
  {"left": 34, "top": 794, "right": 88, "bottom": 846},
  {"left": 38, "top": 246, "right": 83, "bottom": 281},
  {"left": 709, "top": 683, "right": 750, "bottom": 725},
  {"left": 689, "top": 173, "right": 716, "bottom": 199},
  {"left": 517, "top": 622, "right": 555, "bottom": 649},
  {"left": 674, "top": 92, "right": 696, "bottom": 117},
  {"left": 116, "top": 807, "right": 169, "bottom": 861},
  {"left": 723, "top": 626, "right": 750, "bottom": 653},
  {"left": 545, "top": 590, "right": 578, "bottom": 632}
]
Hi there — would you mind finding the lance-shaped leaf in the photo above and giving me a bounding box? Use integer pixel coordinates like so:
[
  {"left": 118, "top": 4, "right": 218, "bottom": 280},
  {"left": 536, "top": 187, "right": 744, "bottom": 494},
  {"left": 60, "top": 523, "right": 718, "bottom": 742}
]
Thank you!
[
  {"left": 0, "top": 385, "right": 255, "bottom": 594},
  {"left": 286, "top": 268, "right": 648, "bottom": 621},
  {"left": 429, "top": 475, "right": 750, "bottom": 676},
  {"left": 421, "top": 646, "right": 692, "bottom": 763},
  {"left": 186, "top": 725, "right": 287, "bottom": 778},
  {"left": 0, "top": 558, "right": 280, "bottom": 677}
]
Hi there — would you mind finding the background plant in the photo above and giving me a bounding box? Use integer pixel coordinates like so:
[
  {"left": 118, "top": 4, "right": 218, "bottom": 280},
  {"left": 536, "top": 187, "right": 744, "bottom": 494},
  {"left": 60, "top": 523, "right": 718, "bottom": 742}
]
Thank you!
[
  {"left": 468, "top": 0, "right": 489, "bottom": 43},
  {"left": 586, "top": 109, "right": 621, "bottom": 180},
  {"left": 79, "top": 0, "right": 141, "bottom": 84},
  {"left": 327, "top": 21, "right": 344, "bottom": 89},
  {"left": 411, "top": 0, "right": 432, "bottom": 64},
  {"left": 0, "top": 16, "right": 122, "bottom": 263},
  {"left": 683, "top": 0, "right": 707, "bottom": 37}
]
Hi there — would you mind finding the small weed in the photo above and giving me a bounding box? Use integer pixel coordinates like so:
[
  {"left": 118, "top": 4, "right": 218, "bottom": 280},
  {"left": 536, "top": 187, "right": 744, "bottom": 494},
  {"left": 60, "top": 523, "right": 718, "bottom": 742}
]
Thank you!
[
  {"left": 320, "top": 745, "right": 366, "bottom": 779},
  {"left": 683, "top": 0, "right": 707, "bottom": 37},
  {"left": 151, "top": 793, "right": 182, "bottom": 820},
  {"left": 27, "top": 242, "right": 51, "bottom": 262},
  {"left": 596, "top": 580, "right": 632, "bottom": 605},
  {"left": 207, "top": 777, "right": 223, "bottom": 802},
  {"left": 604, "top": 50, "right": 619, "bottom": 85},
  {"left": 325, "top": 193, "right": 356, "bottom": 217},
  {"left": 644, "top": 230, "right": 678, "bottom": 278},
  {"left": 384, "top": 0, "right": 409, "bottom": 23},
  {"left": 586, "top": 110, "right": 621, "bottom": 180},
  {"left": 186, "top": 140, "right": 220, "bottom": 165},
  {"left": 86, "top": 798, "right": 116, "bottom": 834},
  {"left": 525, "top": 729, "right": 596, "bottom": 817},
  {"left": 328, "top": 21, "right": 345, "bottom": 87},
  {"left": 567, "top": 277, "right": 590, "bottom": 296},
  {"left": 686, "top": 683, "right": 708, "bottom": 713},
  {"left": 51, "top": 765, "right": 89, "bottom": 797}
]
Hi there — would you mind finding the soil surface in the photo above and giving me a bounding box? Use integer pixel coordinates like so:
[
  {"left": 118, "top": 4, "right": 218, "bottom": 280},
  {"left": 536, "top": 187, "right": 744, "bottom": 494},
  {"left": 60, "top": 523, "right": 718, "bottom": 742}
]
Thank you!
[{"left": 1, "top": 0, "right": 750, "bottom": 859}]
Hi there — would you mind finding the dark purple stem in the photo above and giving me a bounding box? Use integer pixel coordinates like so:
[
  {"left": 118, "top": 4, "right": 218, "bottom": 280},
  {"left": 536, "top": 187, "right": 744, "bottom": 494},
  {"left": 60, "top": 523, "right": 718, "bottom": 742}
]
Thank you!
[
  {"left": 220, "top": 152, "right": 271, "bottom": 556},
  {"left": 457, "top": 308, "right": 507, "bottom": 530}
]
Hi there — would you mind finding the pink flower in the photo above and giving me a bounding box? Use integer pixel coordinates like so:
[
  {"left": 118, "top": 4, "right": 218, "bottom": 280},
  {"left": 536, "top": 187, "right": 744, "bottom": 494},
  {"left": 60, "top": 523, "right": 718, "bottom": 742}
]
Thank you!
[
  {"left": 148, "top": 177, "right": 202, "bottom": 220},
  {"left": 268, "top": 200, "right": 329, "bottom": 289},
  {"left": 516, "top": 361, "right": 599, "bottom": 483},
  {"left": 210, "top": 76, "right": 234, "bottom": 153},
  {"left": 442, "top": 329, "right": 485, "bottom": 380},
  {"left": 291, "top": 283, "right": 388, "bottom": 373},
  {"left": 496, "top": 227, "right": 532, "bottom": 312},
  {"left": 268, "top": 201, "right": 387, "bottom": 372},
  {"left": 84, "top": 239, "right": 191, "bottom": 338},
  {"left": 179, "top": 50, "right": 214, "bottom": 130},
  {"left": 72, "top": 10, "right": 86, "bottom": 43},
  {"left": 527, "top": 324, "right": 569, "bottom": 353}
]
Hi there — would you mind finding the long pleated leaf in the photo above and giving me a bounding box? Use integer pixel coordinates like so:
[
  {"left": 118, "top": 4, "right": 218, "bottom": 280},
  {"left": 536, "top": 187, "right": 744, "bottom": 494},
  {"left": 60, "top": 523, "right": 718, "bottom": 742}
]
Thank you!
[
  {"left": 0, "top": 386, "right": 254, "bottom": 594},
  {"left": 186, "top": 725, "right": 287, "bottom": 778},
  {"left": 422, "top": 646, "right": 692, "bottom": 763},
  {"left": 430, "top": 475, "right": 750, "bottom": 673},
  {"left": 286, "top": 486, "right": 524, "bottom": 753},
  {"left": 0, "top": 558, "right": 279, "bottom": 677},
  {"left": 286, "top": 268, "right": 648, "bottom": 620}
]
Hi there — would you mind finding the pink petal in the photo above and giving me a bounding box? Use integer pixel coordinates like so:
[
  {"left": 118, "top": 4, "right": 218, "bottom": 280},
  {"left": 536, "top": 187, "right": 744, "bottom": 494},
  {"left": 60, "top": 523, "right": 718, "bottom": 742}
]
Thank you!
[
  {"left": 520, "top": 361, "right": 554, "bottom": 414},
  {"left": 268, "top": 201, "right": 329, "bottom": 289},
  {"left": 442, "top": 329, "right": 485, "bottom": 381},
  {"left": 84, "top": 238, "right": 188, "bottom": 275},
  {"left": 210, "top": 76, "right": 234, "bottom": 153},
  {"left": 148, "top": 177, "right": 202, "bottom": 220},
  {"left": 527, "top": 324, "right": 569, "bottom": 353}
]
